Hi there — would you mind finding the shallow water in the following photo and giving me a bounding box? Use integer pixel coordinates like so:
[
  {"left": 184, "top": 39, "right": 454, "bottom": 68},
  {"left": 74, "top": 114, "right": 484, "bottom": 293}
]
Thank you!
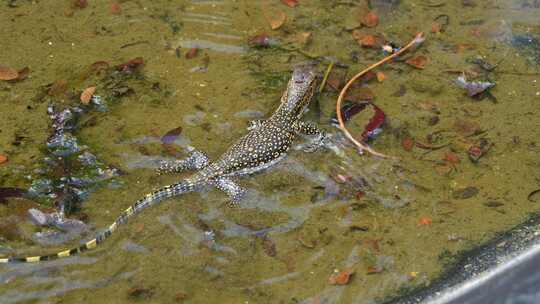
[{"left": 1, "top": 0, "right": 540, "bottom": 303}]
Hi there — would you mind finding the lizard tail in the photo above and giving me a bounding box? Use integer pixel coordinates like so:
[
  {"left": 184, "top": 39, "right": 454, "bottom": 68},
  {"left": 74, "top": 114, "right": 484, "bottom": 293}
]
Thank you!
[{"left": 0, "top": 181, "right": 194, "bottom": 264}]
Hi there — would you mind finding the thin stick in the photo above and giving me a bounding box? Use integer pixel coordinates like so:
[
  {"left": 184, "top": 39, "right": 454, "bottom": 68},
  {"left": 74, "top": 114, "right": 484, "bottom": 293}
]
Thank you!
[
  {"left": 319, "top": 62, "right": 335, "bottom": 93},
  {"left": 336, "top": 32, "right": 425, "bottom": 158}
]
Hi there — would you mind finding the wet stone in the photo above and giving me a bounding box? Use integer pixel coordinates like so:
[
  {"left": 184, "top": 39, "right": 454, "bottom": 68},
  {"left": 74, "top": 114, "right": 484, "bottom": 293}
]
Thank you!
[{"left": 452, "top": 187, "right": 479, "bottom": 199}]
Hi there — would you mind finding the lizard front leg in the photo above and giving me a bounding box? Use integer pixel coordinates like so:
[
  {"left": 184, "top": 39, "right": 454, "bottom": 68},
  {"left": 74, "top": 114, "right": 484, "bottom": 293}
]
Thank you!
[
  {"left": 293, "top": 121, "right": 328, "bottom": 152},
  {"left": 157, "top": 150, "right": 209, "bottom": 175},
  {"left": 247, "top": 119, "right": 265, "bottom": 131},
  {"left": 213, "top": 177, "right": 246, "bottom": 207}
]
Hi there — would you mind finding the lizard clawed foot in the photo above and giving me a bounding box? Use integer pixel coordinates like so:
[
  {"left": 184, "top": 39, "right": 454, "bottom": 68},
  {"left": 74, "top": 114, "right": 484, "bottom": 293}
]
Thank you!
[
  {"left": 214, "top": 177, "right": 246, "bottom": 208},
  {"left": 303, "top": 131, "right": 329, "bottom": 152},
  {"left": 157, "top": 150, "right": 209, "bottom": 175}
]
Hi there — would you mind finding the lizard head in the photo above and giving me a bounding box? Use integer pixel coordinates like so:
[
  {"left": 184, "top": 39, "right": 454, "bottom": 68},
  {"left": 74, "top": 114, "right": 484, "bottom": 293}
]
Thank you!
[{"left": 279, "top": 64, "right": 318, "bottom": 119}]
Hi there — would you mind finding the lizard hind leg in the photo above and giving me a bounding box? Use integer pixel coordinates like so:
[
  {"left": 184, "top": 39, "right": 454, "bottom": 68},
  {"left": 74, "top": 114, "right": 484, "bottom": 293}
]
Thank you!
[
  {"left": 157, "top": 150, "right": 209, "bottom": 175},
  {"left": 213, "top": 177, "right": 246, "bottom": 208}
]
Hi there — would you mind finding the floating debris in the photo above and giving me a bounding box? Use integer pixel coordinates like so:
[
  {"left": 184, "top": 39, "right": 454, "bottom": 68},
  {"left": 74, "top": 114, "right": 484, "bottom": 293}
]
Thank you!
[{"left": 454, "top": 75, "right": 495, "bottom": 97}]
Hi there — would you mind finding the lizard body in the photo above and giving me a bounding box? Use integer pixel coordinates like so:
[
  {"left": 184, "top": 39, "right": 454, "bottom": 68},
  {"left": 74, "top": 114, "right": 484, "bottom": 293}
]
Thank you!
[{"left": 0, "top": 65, "right": 326, "bottom": 263}]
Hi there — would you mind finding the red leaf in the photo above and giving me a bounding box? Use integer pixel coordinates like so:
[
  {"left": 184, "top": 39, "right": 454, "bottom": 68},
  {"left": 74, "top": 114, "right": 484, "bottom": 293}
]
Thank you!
[{"left": 281, "top": 0, "right": 299, "bottom": 7}]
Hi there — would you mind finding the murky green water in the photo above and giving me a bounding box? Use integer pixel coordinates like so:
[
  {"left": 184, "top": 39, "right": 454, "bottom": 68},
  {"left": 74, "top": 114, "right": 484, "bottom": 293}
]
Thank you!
[{"left": 1, "top": 0, "right": 540, "bottom": 303}]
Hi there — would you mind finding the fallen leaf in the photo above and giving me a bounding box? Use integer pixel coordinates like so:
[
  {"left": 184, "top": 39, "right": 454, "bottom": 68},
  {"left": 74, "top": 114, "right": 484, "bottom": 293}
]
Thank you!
[
  {"left": 0, "top": 154, "right": 7, "bottom": 164},
  {"left": 110, "top": 2, "right": 122, "bottom": 14},
  {"left": 367, "top": 266, "right": 383, "bottom": 274},
  {"left": 296, "top": 31, "right": 312, "bottom": 45},
  {"left": 48, "top": 80, "right": 68, "bottom": 96},
  {"left": 359, "top": 34, "right": 377, "bottom": 47},
  {"left": 73, "top": 0, "right": 87, "bottom": 9},
  {"left": 402, "top": 137, "right": 414, "bottom": 151},
  {"left": 267, "top": 11, "right": 286, "bottom": 30},
  {"left": 248, "top": 33, "right": 276, "bottom": 48},
  {"left": 185, "top": 48, "right": 198, "bottom": 59},
  {"left": 161, "top": 126, "right": 183, "bottom": 145},
  {"left": 329, "top": 269, "right": 354, "bottom": 285},
  {"left": 419, "top": 217, "right": 432, "bottom": 225},
  {"left": 80, "top": 86, "right": 96, "bottom": 104},
  {"left": 453, "top": 119, "right": 481, "bottom": 136},
  {"left": 15, "top": 67, "right": 30, "bottom": 81},
  {"left": 345, "top": 87, "right": 375, "bottom": 102},
  {"left": 443, "top": 152, "right": 460, "bottom": 164},
  {"left": 405, "top": 55, "right": 428, "bottom": 69},
  {"left": 361, "top": 11, "right": 379, "bottom": 28},
  {"left": 281, "top": 0, "right": 298, "bottom": 7},
  {"left": 351, "top": 31, "right": 379, "bottom": 47},
  {"left": 376, "top": 71, "right": 385, "bottom": 82},
  {"left": 0, "top": 65, "right": 19, "bottom": 81},
  {"left": 115, "top": 57, "right": 144, "bottom": 72},
  {"left": 431, "top": 22, "right": 442, "bottom": 34}
]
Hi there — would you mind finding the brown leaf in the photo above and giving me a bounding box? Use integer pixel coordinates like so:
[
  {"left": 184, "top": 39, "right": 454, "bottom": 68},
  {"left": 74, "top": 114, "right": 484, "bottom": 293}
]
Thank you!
[
  {"left": 402, "top": 137, "right": 414, "bottom": 151},
  {"left": 296, "top": 31, "right": 312, "bottom": 45},
  {"left": 80, "top": 86, "right": 96, "bottom": 104},
  {"left": 73, "top": 0, "right": 87, "bottom": 9},
  {"left": 110, "top": 2, "right": 122, "bottom": 15},
  {"left": 376, "top": 71, "right": 385, "bottom": 82},
  {"left": 0, "top": 154, "right": 7, "bottom": 164},
  {"left": 367, "top": 266, "right": 383, "bottom": 274},
  {"left": 15, "top": 67, "right": 30, "bottom": 81},
  {"left": 345, "top": 87, "right": 375, "bottom": 102},
  {"left": 453, "top": 119, "right": 481, "bottom": 136},
  {"left": 359, "top": 34, "right": 377, "bottom": 47},
  {"left": 419, "top": 217, "right": 432, "bottom": 225},
  {"left": 267, "top": 11, "right": 286, "bottom": 30},
  {"left": 361, "top": 11, "right": 379, "bottom": 28},
  {"left": 0, "top": 65, "right": 19, "bottom": 81},
  {"left": 431, "top": 22, "right": 442, "bottom": 34},
  {"left": 281, "top": 0, "right": 298, "bottom": 7},
  {"left": 329, "top": 269, "right": 354, "bottom": 285},
  {"left": 405, "top": 55, "right": 428, "bottom": 69},
  {"left": 443, "top": 152, "right": 460, "bottom": 164},
  {"left": 185, "top": 48, "right": 198, "bottom": 59},
  {"left": 48, "top": 80, "right": 68, "bottom": 96}
]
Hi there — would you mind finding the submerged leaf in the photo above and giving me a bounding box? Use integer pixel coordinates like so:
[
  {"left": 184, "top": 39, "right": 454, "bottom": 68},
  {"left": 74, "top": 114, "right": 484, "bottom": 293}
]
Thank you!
[
  {"left": 80, "top": 86, "right": 96, "bottom": 104},
  {"left": 267, "top": 11, "right": 286, "bottom": 30},
  {"left": 281, "top": 0, "right": 298, "bottom": 7},
  {"left": 161, "top": 126, "right": 183, "bottom": 145},
  {"left": 454, "top": 75, "right": 495, "bottom": 97},
  {"left": 0, "top": 65, "right": 18, "bottom": 80},
  {"left": 405, "top": 55, "right": 428, "bottom": 69},
  {"left": 361, "top": 11, "right": 379, "bottom": 28}
]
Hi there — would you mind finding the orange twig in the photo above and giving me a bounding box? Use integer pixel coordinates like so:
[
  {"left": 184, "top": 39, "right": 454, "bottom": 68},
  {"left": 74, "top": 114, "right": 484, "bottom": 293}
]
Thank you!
[{"left": 336, "top": 32, "right": 425, "bottom": 158}]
